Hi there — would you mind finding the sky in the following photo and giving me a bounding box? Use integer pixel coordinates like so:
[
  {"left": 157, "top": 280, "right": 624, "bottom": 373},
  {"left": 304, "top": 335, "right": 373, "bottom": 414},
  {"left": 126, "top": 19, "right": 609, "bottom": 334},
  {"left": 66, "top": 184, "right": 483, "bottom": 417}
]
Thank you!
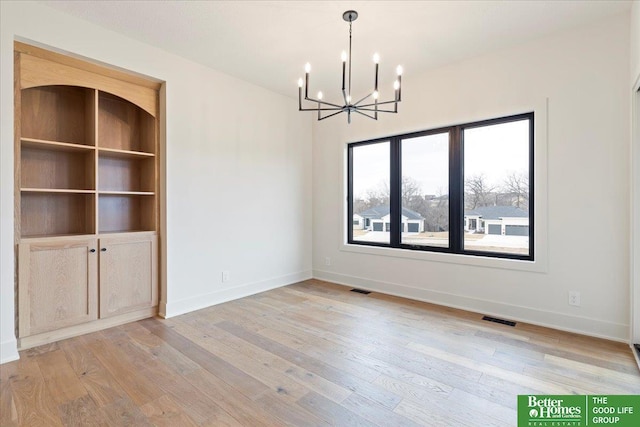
[{"left": 352, "top": 119, "right": 529, "bottom": 199}]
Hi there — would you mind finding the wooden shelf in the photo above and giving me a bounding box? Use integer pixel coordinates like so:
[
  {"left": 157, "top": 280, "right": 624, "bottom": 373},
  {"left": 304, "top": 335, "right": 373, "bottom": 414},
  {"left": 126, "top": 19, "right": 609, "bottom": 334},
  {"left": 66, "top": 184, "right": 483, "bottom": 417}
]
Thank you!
[
  {"left": 98, "top": 92, "right": 155, "bottom": 153},
  {"left": 21, "top": 141, "right": 95, "bottom": 191},
  {"left": 19, "top": 85, "right": 158, "bottom": 239},
  {"left": 22, "top": 138, "right": 96, "bottom": 152},
  {"left": 21, "top": 86, "right": 95, "bottom": 146},
  {"left": 21, "top": 188, "right": 95, "bottom": 194},
  {"left": 98, "top": 147, "right": 154, "bottom": 158},
  {"left": 21, "top": 193, "right": 95, "bottom": 237},
  {"left": 98, "top": 194, "right": 156, "bottom": 234},
  {"left": 99, "top": 191, "right": 154, "bottom": 196},
  {"left": 98, "top": 155, "right": 155, "bottom": 193}
]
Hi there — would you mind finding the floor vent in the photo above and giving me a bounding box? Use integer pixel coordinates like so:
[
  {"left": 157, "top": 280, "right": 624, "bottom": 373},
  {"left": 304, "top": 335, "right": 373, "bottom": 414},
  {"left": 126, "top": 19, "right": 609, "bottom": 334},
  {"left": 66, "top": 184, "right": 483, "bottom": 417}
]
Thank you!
[
  {"left": 350, "top": 288, "right": 371, "bottom": 295},
  {"left": 482, "top": 316, "right": 516, "bottom": 327}
]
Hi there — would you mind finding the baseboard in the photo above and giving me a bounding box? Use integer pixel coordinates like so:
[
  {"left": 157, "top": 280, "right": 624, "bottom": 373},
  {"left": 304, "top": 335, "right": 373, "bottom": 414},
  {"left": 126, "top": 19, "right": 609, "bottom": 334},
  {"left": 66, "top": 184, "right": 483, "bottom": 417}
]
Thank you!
[
  {"left": 313, "top": 269, "right": 629, "bottom": 343},
  {"left": 1, "top": 337, "right": 20, "bottom": 364},
  {"left": 163, "top": 270, "right": 313, "bottom": 318}
]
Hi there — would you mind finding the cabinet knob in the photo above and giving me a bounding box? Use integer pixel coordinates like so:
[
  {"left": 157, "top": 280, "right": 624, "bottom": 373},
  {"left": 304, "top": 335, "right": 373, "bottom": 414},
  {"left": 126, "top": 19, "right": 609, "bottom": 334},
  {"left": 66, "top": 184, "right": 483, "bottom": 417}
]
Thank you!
[
  {"left": 101, "top": 248, "right": 107, "bottom": 252},
  {"left": 90, "top": 249, "right": 96, "bottom": 253}
]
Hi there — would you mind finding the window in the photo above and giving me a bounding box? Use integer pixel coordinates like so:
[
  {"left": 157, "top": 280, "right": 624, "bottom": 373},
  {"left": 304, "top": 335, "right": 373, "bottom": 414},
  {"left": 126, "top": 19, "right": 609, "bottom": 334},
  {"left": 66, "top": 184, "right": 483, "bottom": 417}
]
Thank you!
[
  {"left": 350, "top": 141, "right": 390, "bottom": 244},
  {"left": 347, "top": 113, "right": 533, "bottom": 260}
]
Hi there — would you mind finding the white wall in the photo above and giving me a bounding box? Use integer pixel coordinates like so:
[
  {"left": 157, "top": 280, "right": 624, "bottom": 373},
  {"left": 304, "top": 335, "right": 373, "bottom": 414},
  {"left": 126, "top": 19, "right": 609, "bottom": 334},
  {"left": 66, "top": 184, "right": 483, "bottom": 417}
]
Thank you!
[
  {"left": 631, "top": 1, "right": 640, "bottom": 344},
  {"left": 632, "top": 2, "right": 640, "bottom": 83},
  {"left": 0, "top": 1, "right": 312, "bottom": 363},
  {"left": 313, "top": 14, "right": 631, "bottom": 341}
]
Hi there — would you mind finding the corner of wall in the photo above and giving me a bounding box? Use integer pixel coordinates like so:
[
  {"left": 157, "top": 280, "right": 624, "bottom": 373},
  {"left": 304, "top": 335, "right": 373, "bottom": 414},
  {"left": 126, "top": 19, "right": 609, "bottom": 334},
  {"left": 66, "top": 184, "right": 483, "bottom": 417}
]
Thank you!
[{"left": 1, "top": 338, "right": 20, "bottom": 364}]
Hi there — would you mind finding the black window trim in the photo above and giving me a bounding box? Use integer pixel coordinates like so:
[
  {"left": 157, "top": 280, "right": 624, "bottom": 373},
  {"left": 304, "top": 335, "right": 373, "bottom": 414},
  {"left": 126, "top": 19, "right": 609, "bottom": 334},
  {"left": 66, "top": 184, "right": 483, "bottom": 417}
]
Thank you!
[{"left": 347, "top": 112, "right": 534, "bottom": 261}]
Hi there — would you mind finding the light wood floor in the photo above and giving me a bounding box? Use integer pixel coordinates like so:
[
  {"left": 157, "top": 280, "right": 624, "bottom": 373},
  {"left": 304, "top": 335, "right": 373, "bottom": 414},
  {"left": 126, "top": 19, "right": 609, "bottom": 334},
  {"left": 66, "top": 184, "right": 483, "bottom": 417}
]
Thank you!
[{"left": 1, "top": 279, "right": 639, "bottom": 426}]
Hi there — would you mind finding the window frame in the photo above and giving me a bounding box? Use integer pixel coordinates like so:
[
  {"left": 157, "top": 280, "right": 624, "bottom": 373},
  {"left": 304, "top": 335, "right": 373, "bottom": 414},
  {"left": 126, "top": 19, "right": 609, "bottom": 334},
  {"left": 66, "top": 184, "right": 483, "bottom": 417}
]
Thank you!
[{"left": 347, "top": 112, "right": 534, "bottom": 261}]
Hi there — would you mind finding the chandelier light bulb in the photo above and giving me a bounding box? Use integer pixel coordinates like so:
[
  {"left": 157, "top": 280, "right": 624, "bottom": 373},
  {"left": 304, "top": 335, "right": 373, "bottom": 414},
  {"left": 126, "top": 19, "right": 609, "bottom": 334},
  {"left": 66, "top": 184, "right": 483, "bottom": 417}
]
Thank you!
[
  {"left": 317, "top": 91, "right": 323, "bottom": 100},
  {"left": 341, "top": 51, "right": 347, "bottom": 62},
  {"left": 305, "top": 63, "right": 311, "bottom": 73},
  {"left": 396, "top": 65, "right": 403, "bottom": 76},
  {"left": 373, "top": 90, "right": 379, "bottom": 100},
  {"left": 393, "top": 80, "right": 400, "bottom": 90},
  {"left": 373, "top": 53, "right": 380, "bottom": 64},
  {"left": 347, "top": 95, "right": 351, "bottom": 103},
  {"left": 298, "top": 78, "right": 304, "bottom": 88}
]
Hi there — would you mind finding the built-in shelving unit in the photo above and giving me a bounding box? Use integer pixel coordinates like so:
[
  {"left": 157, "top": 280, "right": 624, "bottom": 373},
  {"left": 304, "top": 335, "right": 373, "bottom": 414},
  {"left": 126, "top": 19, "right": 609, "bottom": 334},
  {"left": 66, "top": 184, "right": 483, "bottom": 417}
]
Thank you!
[{"left": 15, "top": 41, "right": 161, "bottom": 349}]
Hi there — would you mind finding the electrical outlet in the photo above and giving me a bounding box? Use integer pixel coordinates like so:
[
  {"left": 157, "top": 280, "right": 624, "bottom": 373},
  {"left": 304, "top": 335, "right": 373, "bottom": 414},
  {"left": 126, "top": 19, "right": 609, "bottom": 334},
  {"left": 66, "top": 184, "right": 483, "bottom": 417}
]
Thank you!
[
  {"left": 222, "top": 270, "right": 230, "bottom": 283},
  {"left": 325, "top": 257, "right": 331, "bottom": 266},
  {"left": 568, "top": 291, "right": 581, "bottom": 307}
]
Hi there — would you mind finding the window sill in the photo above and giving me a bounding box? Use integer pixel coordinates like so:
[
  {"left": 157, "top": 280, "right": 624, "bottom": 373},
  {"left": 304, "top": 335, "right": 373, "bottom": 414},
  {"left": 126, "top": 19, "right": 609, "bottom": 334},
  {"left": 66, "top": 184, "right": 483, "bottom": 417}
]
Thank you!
[{"left": 340, "top": 242, "right": 547, "bottom": 273}]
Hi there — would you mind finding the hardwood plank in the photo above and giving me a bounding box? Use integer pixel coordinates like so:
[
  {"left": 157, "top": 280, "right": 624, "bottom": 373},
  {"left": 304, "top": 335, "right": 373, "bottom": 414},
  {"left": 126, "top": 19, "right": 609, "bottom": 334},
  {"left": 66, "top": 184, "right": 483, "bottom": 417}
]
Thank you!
[
  {"left": 140, "top": 317, "right": 269, "bottom": 399},
  {"left": 98, "top": 397, "right": 153, "bottom": 427},
  {"left": 86, "top": 335, "right": 163, "bottom": 406},
  {"left": 60, "top": 337, "right": 128, "bottom": 407},
  {"left": 216, "top": 320, "right": 403, "bottom": 410},
  {"left": 184, "top": 368, "right": 283, "bottom": 427},
  {"left": 297, "top": 391, "right": 379, "bottom": 427},
  {"left": 36, "top": 349, "right": 87, "bottom": 405},
  {"left": 340, "top": 393, "right": 424, "bottom": 427},
  {"left": 167, "top": 320, "right": 314, "bottom": 402},
  {"left": 406, "top": 341, "right": 582, "bottom": 395},
  {"left": 135, "top": 346, "right": 241, "bottom": 425},
  {"left": 254, "top": 389, "right": 331, "bottom": 427},
  {"left": 0, "top": 372, "right": 18, "bottom": 426},
  {"left": 8, "top": 357, "right": 63, "bottom": 426},
  {"left": 57, "top": 394, "right": 110, "bottom": 427},
  {"left": 368, "top": 347, "right": 518, "bottom": 409},
  {"left": 373, "top": 374, "right": 452, "bottom": 404},
  {"left": 394, "top": 397, "right": 507, "bottom": 427},
  {"left": 140, "top": 395, "right": 199, "bottom": 427}
]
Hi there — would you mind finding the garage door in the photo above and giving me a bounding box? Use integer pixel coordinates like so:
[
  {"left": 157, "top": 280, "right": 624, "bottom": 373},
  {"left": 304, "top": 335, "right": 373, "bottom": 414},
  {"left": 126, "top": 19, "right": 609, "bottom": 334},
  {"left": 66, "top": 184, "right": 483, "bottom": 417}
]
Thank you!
[
  {"left": 407, "top": 223, "right": 419, "bottom": 232},
  {"left": 488, "top": 224, "right": 502, "bottom": 235},
  {"left": 505, "top": 225, "right": 529, "bottom": 236},
  {"left": 373, "top": 222, "right": 383, "bottom": 231}
]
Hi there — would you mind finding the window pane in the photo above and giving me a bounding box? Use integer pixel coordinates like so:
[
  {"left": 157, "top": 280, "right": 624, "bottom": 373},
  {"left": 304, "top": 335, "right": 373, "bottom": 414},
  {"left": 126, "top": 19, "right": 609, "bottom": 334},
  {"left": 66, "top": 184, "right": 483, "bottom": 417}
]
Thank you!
[
  {"left": 352, "top": 141, "right": 390, "bottom": 244},
  {"left": 463, "top": 119, "right": 530, "bottom": 255},
  {"left": 401, "top": 133, "right": 449, "bottom": 247}
]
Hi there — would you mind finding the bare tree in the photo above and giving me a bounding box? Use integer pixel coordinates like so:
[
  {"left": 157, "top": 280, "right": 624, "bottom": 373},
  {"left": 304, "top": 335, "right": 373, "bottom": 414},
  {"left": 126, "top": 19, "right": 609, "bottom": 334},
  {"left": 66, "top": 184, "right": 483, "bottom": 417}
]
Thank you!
[
  {"left": 465, "top": 174, "right": 495, "bottom": 209},
  {"left": 375, "top": 176, "right": 424, "bottom": 210},
  {"left": 502, "top": 171, "right": 529, "bottom": 209}
]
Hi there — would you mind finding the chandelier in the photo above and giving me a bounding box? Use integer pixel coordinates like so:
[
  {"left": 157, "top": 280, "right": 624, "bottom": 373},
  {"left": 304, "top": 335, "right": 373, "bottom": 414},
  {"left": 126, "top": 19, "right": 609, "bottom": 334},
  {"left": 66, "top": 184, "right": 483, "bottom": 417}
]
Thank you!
[{"left": 298, "top": 10, "right": 403, "bottom": 124}]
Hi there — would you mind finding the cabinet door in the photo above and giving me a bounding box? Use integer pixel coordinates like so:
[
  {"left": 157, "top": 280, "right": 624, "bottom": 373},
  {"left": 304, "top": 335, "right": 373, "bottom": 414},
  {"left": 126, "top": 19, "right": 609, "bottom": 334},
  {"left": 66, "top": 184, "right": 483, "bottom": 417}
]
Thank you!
[
  {"left": 99, "top": 234, "right": 157, "bottom": 318},
  {"left": 19, "top": 238, "right": 98, "bottom": 337}
]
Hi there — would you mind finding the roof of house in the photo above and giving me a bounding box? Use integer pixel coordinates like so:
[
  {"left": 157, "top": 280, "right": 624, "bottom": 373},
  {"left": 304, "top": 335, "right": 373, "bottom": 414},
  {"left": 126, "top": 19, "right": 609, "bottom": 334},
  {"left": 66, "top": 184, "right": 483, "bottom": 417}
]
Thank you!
[
  {"left": 358, "top": 205, "right": 424, "bottom": 220},
  {"left": 465, "top": 206, "right": 528, "bottom": 219}
]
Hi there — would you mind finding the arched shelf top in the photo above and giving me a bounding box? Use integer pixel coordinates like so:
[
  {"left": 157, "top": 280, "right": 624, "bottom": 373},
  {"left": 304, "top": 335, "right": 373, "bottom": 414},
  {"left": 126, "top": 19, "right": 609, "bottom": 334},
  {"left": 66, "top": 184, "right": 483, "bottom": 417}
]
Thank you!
[{"left": 18, "top": 47, "right": 158, "bottom": 117}]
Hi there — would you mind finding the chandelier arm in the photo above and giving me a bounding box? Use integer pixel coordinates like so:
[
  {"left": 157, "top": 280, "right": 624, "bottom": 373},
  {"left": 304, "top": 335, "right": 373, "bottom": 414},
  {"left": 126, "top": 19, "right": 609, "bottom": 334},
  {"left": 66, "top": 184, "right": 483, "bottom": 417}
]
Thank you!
[
  {"left": 351, "top": 109, "right": 377, "bottom": 120},
  {"left": 357, "top": 99, "right": 400, "bottom": 108},
  {"left": 303, "top": 97, "right": 344, "bottom": 109},
  {"left": 353, "top": 93, "right": 373, "bottom": 106},
  {"left": 352, "top": 107, "right": 398, "bottom": 113},
  {"left": 319, "top": 110, "right": 348, "bottom": 121},
  {"left": 300, "top": 106, "right": 343, "bottom": 111},
  {"left": 342, "top": 89, "right": 348, "bottom": 104}
]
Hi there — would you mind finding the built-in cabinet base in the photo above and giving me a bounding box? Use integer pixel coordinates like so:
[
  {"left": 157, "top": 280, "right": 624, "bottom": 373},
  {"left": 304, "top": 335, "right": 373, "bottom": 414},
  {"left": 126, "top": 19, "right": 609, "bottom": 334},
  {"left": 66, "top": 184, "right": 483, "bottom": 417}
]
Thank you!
[{"left": 17, "top": 306, "right": 157, "bottom": 350}]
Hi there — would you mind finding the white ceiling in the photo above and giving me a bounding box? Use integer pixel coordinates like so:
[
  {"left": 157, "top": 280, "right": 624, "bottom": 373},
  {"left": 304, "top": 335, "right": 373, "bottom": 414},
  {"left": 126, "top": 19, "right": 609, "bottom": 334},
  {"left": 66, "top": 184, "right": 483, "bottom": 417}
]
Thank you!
[{"left": 40, "top": 1, "right": 631, "bottom": 99}]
